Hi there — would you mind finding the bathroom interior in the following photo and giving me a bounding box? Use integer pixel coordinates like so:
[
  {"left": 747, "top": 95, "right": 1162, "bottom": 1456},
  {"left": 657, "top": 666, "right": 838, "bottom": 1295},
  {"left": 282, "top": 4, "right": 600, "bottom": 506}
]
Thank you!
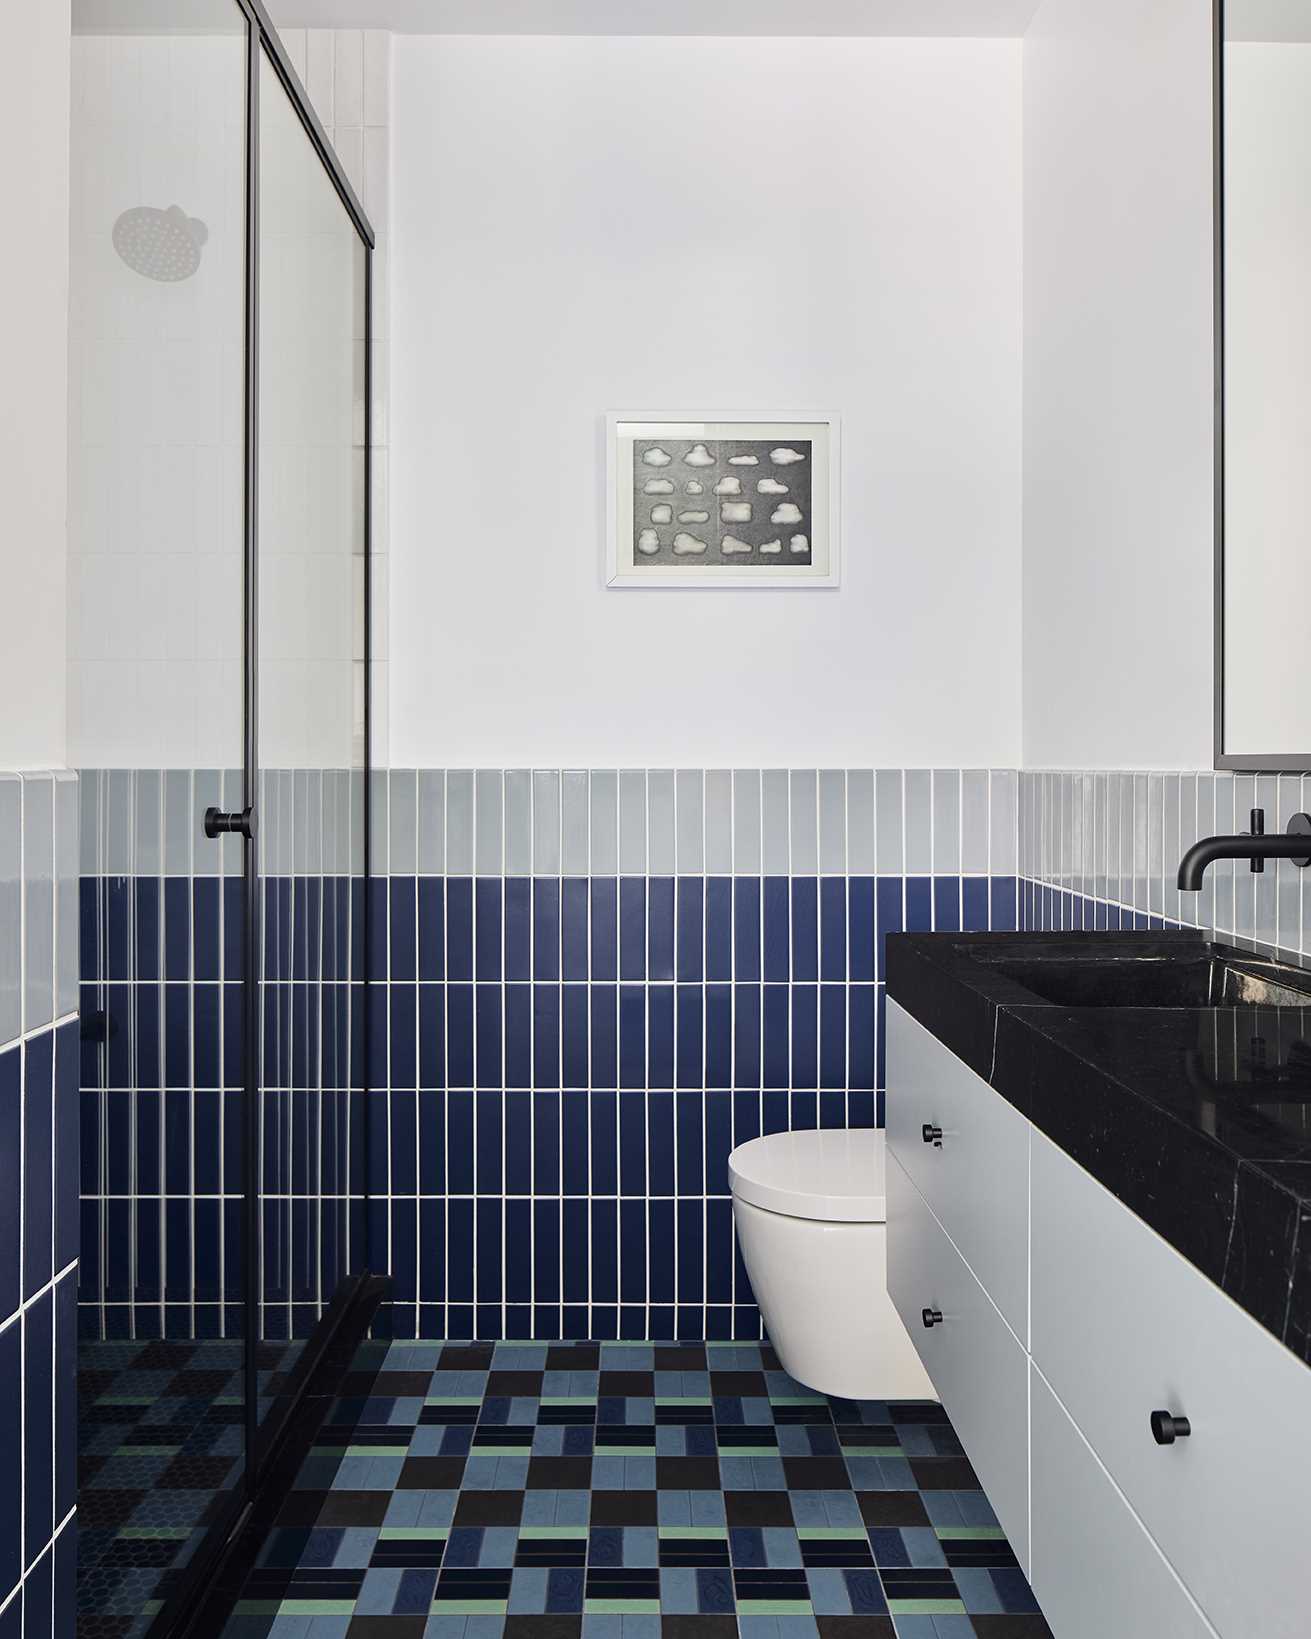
[{"left": 3, "top": 1, "right": 1310, "bottom": 1637}]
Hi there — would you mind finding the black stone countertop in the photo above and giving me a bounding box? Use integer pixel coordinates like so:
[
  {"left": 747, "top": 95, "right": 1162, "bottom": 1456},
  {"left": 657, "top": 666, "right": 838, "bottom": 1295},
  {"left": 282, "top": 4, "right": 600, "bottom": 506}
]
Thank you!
[{"left": 886, "top": 931, "right": 1311, "bottom": 1366}]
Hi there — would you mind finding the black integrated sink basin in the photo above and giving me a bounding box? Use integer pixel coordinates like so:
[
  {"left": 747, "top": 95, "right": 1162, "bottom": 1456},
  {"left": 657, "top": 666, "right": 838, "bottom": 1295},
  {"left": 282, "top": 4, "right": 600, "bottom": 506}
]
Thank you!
[{"left": 977, "top": 947, "right": 1311, "bottom": 1009}]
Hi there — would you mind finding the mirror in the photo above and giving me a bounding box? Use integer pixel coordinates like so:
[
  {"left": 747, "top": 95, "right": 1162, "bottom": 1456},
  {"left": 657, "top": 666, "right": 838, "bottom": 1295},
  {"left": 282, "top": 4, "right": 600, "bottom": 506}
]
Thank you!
[{"left": 1218, "top": 1, "right": 1311, "bottom": 767}]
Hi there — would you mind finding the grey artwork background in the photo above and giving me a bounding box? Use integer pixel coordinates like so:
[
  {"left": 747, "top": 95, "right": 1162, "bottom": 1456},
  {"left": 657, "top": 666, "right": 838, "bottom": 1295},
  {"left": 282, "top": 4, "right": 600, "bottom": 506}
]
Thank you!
[{"left": 631, "top": 438, "right": 813, "bottom": 567}]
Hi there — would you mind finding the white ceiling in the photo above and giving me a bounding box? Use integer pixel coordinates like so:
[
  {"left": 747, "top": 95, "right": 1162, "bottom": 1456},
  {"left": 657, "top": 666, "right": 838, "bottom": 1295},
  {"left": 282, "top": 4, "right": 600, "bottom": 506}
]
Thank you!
[{"left": 265, "top": 0, "right": 1043, "bottom": 37}]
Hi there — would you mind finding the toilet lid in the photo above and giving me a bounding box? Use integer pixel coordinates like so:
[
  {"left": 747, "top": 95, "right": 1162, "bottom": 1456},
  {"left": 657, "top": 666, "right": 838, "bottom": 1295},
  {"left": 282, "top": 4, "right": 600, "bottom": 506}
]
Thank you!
[{"left": 728, "top": 1128, "right": 886, "bottom": 1223}]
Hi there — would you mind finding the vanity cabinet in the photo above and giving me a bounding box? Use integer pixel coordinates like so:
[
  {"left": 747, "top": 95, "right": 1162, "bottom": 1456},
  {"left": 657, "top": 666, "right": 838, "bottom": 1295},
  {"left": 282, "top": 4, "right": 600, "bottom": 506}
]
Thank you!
[{"left": 887, "top": 997, "right": 1311, "bottom": 1639}]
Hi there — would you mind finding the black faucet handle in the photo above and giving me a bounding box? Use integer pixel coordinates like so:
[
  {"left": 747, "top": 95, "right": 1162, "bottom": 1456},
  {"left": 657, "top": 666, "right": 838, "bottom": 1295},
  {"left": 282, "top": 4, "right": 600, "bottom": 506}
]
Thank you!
[{"left": 1250, "top": 809, "right": 1265, "bottom": 873}]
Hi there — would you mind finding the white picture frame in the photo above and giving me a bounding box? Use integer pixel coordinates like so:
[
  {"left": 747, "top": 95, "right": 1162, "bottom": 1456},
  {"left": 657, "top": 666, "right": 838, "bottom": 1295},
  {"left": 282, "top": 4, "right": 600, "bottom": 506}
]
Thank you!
[{"left": 605, "top": 411, "right": 842, "bottom": 588}]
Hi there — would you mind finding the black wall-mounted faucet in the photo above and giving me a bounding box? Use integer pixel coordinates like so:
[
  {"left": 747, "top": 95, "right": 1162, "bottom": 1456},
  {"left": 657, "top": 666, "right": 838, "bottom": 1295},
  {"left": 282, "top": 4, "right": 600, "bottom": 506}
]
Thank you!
[{"left": 1176, "top": 808, "right": 1311, "bottom": 891}]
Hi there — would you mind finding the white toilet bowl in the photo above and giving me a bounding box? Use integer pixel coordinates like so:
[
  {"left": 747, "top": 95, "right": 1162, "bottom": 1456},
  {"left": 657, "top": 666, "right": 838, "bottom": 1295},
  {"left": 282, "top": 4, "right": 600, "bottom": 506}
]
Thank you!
[{"left": 729, "top": 1127, "right": 935, "bottom": 1402}]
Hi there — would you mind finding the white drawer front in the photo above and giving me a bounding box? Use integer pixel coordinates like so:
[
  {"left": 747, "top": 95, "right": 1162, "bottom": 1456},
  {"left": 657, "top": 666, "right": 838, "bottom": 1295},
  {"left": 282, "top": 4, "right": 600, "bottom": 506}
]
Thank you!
[
  {"left": 886, "top": 999, "right": 1030, "bottom": 1342},
  {"left": 1031, "top": 1130, "right": 1311, "bottom": 1639},
  {"left": 1030, "top": 1364, "right": 1218, "bottom": 1639},
  {"left": 887, "top": 1153, "right": 1030, "bottom": 1574}
]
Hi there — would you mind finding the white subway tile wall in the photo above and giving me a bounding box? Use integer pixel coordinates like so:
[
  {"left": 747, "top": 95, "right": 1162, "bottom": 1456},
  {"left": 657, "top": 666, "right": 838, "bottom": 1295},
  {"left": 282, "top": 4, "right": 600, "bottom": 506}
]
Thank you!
[
  {"left": 1020, "top": 768, "right": 1311, "bottom": 960},
  {"left": 0, "top": 774, "right": 79, "bottom": 1639}
]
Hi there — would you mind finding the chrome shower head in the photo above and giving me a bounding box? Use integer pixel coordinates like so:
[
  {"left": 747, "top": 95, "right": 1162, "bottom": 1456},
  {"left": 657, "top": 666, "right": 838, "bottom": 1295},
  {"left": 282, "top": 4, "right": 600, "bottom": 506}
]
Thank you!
[{"left": 112, "top": 204, "right": 208, "bottom": 282}]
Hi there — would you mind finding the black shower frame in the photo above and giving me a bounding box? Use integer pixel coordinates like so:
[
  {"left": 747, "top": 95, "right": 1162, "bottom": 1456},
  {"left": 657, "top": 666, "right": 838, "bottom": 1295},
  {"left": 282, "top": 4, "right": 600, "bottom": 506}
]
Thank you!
[{"left": 142, "top": 2, "right": 376, "bottom": 1634}]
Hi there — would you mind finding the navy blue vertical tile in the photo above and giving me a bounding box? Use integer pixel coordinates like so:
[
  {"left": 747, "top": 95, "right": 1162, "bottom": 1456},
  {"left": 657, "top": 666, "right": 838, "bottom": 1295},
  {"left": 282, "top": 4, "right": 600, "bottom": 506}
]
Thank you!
[
  {"left": 533, "top": 879, "right": 560, "bottom": 980},
  {"left": 619, "top": 1199, "right": 646, "bottom": 1305},
  {"left": 734, "top": 986, "right": 760, "bottom": 1090},
  {"left": 104, "top": 878, "right": 130, "bottom": 980},
  {"left": 418, "top": 877, "right": 445, "bottom": 980},
  {"left": 648, "top": 878, "right": 674, "bottom": 981},
  {"left": 447, "top": 984, "right": 474, "bottom": 1088},
  {"left": 820, "top": 984, "right": 846, "bottom": 1090},
  {"left": 905, "top": 876, "right": 932, "bottom": 933},
  {"left": 0, "top": 1049, "right": 18, "bottom": 1321},
  {"left": 876, "top": 985, "right": 888, "bottom": 1096},
  {"left": 562, "top": 1199, "right": 589, "bottom": 1304},
  {"left": 590, "top": 985, "right": 617, "bottom": 1089},
  {"left": 79, "top": 877, "right": 100, "bottom": 984},
  {"left": 991, "top": 876, "right": 1018, "bottom": 932},
  {"left": 590, "top": 877, "right": 617, "bottom": 980},
  {"left": 618, "top": 1093, "right": 645, "bottom": 1197},
  {"left": 446, "top": 878, "right": 473, "bottom": 982},
  {"left": 675, "top": 985, "right": 703, "bottom": 1090},
  {"left": 562, "top": 1091, "right": 591, "bottom": 1195},
  {"left": 504, "top": 878, "right": 530, "bottom": 976},
  {"left": 733, "top": 879, "right": 760, "bottom": 981},
  {"left": 419, "top": 984, "right": 445, "bottom": 1090},
  {"left": 649, "top": 1198, "right": 674, "bottom": 1303},
  {"left": 533, "top": 985, "right": 560, "bottom": 1089},
  {"left": 619, "top": 986, "right": 645, "bottom": 1090},
  {"left": 475, "top": 1198, "right": 502, "bottom": 1304},
  {"left": 704, "top": 1090, "right": 733, "bottom": 1196},
  {"left": 676, "top": 879, "right": 703, "bottom": 982},
  {"left": 676, "top": 1199, "right": 704, "bottom": 1304},
  {"left": 447, "top": 1089, "right": 475, "bottom": 1194},
  {"left": 504, "top": 983, "right": 531, "bottom": 1089},
  {"left": 390, "top": 877, "right": 417, "bottom": 981},
  {"left": 135, "top": 875, "right": 160, "bottom": 982},
  {"left": 23, "top": 1031, "right": 53, "bottom": 1299},
  {"left": 791, "top": 878, "right": 818, "bottom": 982},
  {"left": 475, "top": 984, "right": 502, "bottom": 1089},
  {"left": 475, "top": 1090, "right": 503, "bottom": 1195},
  {"left": 619, "top": 879, "right": 646, "bottom": 982},
  {"left": 506, "top": 1197, "right": 532, "bottom": 1301},
  {"left": 933, "top": 876, "right": 960, "bottom": 932},
  {"left": 648, "top": 1094, "right": 675, "bottom": 1199},
  {"left": 648, "top": 986, "right": 674, "bottom": 1090},
  {"left": 0, "top": 1359, "right": 18, "bottom": 1597},
  {"left": 475, "top": 879, "right": 503, "bottom": 981},
  {"left": 849, "top": 877, "right": 875, "bottom": 982},
  {"left": 561, "top": 879, "right": 589, "bottom": 980},
  {"left": 54, "top": 1498, "right": 74, "bottom": 1639},
  {"left": 193, "top": 877, "right": 220, "bottom": 981},
  {"left": 705, "top": 984, "right": 731, "bottom": 1089},
  {"left": 705, "top": 878, "right": 732, "bottom": 982},
  {"left": 763, "top": 984, "right": 789, "bottom": 1089},
  {"left": 591, "top": 1199, "right": 618, "bottom": 1303},
  {"left": 24, "top": 1288, "right": 53, "bottom": 1570},
  {"left": 54, "top": 1276, "right": 76, "bottom": 1527},
  {"left": 849, "top": 986, "right": 875, "bottom": 1092},
  {"left": 675, "top": 1091, "right": 705, "bottom": 1195},
  {"left": 532, "top": 1091, "right": 560, "bottom": 1194},
  {"left": 962, "top": 877, "right": 990, "bottom": 932},
  {"left": 533, "top": 1198, "right": 560, "bottom": 1302},
  {"left": 875, "top": 878, "right": 903, "bottom": 979},
  {"left": 763, "top": 878, "right": 789, "bottom": 981},
  {"left": 391, "top": 986, "right": 417, "bottom": 1089},
  {"left": 561, "top": 985, "right": 588, "bottom": 1089},
  {"left": 224, "top": 876, "right": 245, "bottom": 979},
  {"left": 790, "top": 985, "right": 818, "bottom": 1088},
  {"left": 820, "top": 877, "right": 847, "bottom": 981},
  {"left": 589, "top": 1088, "right": 619, "bottom": 1193}
]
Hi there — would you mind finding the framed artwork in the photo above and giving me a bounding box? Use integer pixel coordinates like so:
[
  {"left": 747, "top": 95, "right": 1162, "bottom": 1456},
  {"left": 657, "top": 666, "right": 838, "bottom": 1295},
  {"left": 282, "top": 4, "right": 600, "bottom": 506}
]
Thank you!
[{"left": 605, "top": 412, "right": 840, "bottom": 588}]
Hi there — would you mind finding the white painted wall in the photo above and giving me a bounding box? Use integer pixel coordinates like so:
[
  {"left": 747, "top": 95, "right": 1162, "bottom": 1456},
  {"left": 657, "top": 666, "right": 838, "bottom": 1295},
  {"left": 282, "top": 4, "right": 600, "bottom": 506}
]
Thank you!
[
  {"left": 1021, "top": 0, "right": 1215, "bottom": 771},
  {"left": 1, "top": 3, "right": 71, "bottom": 770},
  {"left": 390, "top": 35, "right": 1023, "bottom": 767}
]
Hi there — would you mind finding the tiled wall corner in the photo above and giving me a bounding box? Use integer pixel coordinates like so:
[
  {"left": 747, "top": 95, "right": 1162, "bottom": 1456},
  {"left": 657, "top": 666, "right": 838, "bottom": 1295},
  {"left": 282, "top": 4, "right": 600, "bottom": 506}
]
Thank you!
[
  {"left": 280, "top": 25, "right": 391, "bottom": 766},
  {"left": 369, "top": 768, "right": 1020, "bottom": 1340},
  {"left": 0, "top": 773, "right": 79, "bottom": 1639},
  {"left": 1019, "top": 768, "right": 1311, "bottom": 958}
]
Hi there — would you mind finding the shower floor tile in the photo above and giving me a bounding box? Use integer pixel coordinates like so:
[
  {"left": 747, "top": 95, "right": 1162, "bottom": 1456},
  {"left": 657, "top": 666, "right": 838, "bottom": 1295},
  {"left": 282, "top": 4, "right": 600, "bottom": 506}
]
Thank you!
[
  {"left": 220, "top": 1341, "right": 1052, "bottom": 1639},
  {"left": 77, "top": 1336, "right": 305, "bottom": 1639}
]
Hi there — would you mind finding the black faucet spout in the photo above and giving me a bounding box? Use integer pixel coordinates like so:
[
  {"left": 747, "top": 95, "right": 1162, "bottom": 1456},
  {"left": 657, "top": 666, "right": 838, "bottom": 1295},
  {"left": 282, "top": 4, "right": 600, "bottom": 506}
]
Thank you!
[{"left": 1177, "top": 812, "right": 1311, "bottom": 891}]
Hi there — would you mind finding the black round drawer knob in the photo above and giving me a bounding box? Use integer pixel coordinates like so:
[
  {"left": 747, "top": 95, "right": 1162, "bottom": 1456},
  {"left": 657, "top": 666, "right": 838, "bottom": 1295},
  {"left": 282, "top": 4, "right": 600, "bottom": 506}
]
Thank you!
[
  {"left": 921, "top": 1307, "right": 943, "bottom": 1329},
  {"left": 1150, "top": 1410, "right": 1191, "bottom": 1446},
  {"left": 922, "top": 1124, "right": 943, "bottom": 1147}
]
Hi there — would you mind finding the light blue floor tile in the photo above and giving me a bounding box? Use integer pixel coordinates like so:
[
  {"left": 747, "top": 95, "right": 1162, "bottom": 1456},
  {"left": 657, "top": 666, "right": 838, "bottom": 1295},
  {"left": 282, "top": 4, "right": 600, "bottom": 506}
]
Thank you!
[
  {"left": 804, "top": 1568, "right": 851, "bottom": 1615},
  {"left": 658, "top": 1569, "right": 697, "bottom": 1614}
]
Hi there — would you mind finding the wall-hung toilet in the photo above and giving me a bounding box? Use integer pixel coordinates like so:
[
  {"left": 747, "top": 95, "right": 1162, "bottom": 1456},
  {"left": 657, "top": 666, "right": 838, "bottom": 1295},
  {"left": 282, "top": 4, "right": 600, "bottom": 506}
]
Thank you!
[{"left": 729, "top": 1128, "right": 934, "bottom": 1402}]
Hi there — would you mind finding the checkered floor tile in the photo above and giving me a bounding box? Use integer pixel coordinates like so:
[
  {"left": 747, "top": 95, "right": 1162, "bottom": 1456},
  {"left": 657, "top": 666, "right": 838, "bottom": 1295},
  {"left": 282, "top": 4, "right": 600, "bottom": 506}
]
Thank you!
[
  {"left": 221, "top": 1340, "right": 1051, "bottom": 1639},
  {"left": 78, "top": 1337, "right": 304, "bottom": 1639}
]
